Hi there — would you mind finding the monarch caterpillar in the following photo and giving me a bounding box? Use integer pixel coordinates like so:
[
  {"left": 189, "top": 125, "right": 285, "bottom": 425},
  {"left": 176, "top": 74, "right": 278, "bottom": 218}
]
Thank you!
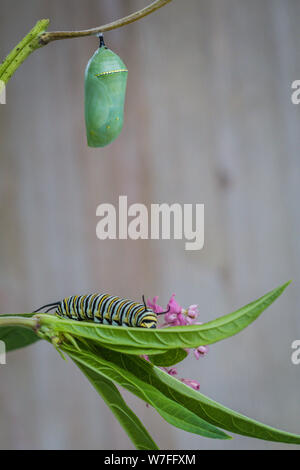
[
  {"left": 85, "top": 35, "right": 128, "bottom": 148},
  {"left": 34, "top": 294, "right": 169, "bottom": 329}
]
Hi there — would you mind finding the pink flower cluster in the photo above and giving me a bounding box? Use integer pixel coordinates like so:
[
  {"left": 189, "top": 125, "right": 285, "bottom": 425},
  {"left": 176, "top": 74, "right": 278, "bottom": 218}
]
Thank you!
[{"left": 146, "top": 294, "right": 209, "bottom": 391}]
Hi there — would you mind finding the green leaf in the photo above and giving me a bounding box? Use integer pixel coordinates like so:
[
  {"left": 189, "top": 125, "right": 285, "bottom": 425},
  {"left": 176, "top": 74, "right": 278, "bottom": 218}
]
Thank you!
[
  {"left": 149, "top": 362, "right": 300, "bottom": 445},
  {"left": 64, "top": 342, "right": 230, "bottom": 441},
  {"left": 39, "top": 282, "right": 290, "bottom": 356},
  {"left": 0, "top": 314, "right": 40, "bottom": 352},
  {"left": 148, "top": 349, "right": 188, "bottom": 367},
  {"left": 74, "top": 360, "right": 159, "bottom": 450},
  {"left": 71, "top": 343, "right": 300, "bottom": 446}
]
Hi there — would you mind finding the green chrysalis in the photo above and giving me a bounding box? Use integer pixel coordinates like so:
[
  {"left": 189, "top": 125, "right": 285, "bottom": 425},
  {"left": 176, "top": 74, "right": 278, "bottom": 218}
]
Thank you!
[{"left": 85, "top": 35, "right": 128, "bottom": 148}]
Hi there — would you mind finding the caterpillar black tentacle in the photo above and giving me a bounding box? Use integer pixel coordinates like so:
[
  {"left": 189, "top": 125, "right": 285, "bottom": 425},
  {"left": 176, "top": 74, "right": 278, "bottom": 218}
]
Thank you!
[{"left": 33, "top": 301, "right": 61, "bottom": 313}]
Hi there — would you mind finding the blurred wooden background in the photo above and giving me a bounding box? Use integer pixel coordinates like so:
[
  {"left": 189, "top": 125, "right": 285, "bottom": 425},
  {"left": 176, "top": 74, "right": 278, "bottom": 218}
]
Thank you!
[{"left": 0, "top": 0, "right": 300, "bottom": 449}]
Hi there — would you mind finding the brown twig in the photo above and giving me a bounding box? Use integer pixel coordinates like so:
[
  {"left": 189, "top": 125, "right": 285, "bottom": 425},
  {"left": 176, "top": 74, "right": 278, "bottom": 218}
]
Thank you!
[{"left": 39, "top": 0, "right": 173, "bottom": 45}]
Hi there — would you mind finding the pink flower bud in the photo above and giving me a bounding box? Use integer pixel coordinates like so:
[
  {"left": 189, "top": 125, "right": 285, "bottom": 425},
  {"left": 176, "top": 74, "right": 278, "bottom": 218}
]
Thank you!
[
  {"left": 144, "top": 293, "right": 207, "bottom": 394},
  {"left": 165, "top": 311, "right": 178, "bottom": 324},
  {"left": 181, "top": 378, "right": 201, "bottom": 391},
  {"left": 167, "top": 368, "right": 178, "bottom": 376},
  {"left": 177, "top": 312, "right": 188, "bottom": 326},
  {"left": 194, "top": 345, "right": 209, "bottom": 359},
  {"left": 167, "top": 294, "right": 182, "bottom": 315},
  {"left": 187, "top": 304, "right": 198, "bottom": 319},
  {"left": 147, "top": 296, "right": 164, "bottom": 314}
]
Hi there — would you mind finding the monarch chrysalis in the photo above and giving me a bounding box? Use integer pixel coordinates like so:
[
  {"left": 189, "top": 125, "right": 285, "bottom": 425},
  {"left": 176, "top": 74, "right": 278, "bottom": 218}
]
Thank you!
[
  {"left": 34, "top": 294, "right": 169, "bottom": 329},
  {"left": 85, "top": 35, "right": 128, "bottom": 147}
]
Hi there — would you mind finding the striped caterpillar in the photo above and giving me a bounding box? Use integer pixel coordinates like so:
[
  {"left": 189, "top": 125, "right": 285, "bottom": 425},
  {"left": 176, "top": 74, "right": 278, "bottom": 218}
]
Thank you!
[{"left": 34, "top": 293, "right": 169, "bottom": 329}]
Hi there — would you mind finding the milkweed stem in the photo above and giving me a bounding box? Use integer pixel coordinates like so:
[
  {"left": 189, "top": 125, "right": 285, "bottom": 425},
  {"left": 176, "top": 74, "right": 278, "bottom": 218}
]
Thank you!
[
  {"left": 0, "top": 315, "right": 38, "bottom": 330},
  {"left": 0, "top": 19, "right": 49, "bottom": 85}
]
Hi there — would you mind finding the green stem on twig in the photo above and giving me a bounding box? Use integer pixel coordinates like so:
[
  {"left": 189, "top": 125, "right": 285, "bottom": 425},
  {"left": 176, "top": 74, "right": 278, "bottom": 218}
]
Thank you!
[
  {"left": 0, "top": 315, "right": 38, "bottom": 330},
  {"left": 0, "top": 19, "right": 49, "bottom": 86}
]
